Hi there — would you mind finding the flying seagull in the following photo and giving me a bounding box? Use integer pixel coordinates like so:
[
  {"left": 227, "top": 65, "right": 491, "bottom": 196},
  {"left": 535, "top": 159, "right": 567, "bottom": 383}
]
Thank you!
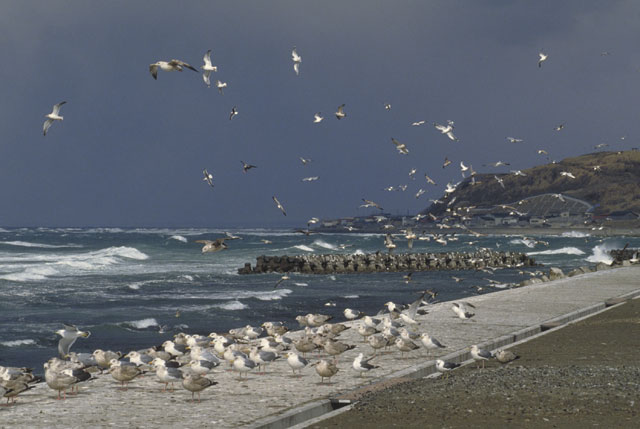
[
  {"left": 291, "top": 46, "right": 302, "bottom": 75},
  {"left": 201, "top": 50, "right": 218, "bottom": 87},
  {"left": 494, "top": 175, "right": 505, "bottom": 189},
  {"left": 43, "top": 101, "right": 67, "bottom": 136},
  {"left": 272, "top": 196, "right": 287, "bottom": 216},
  {"left": 335, "top": 104, "right": 346, "bottom": 120},
  {"left": 229, "top": 106, "right": 238, "bottom": 120},
  {"left": 313, "top": 112, "right": 324, "bottom": 123},
  {"left": 241, "top": 161, "right": 257, "bottom": 173},
  {"left": 302, "top": 176, "right": 319, "bottom": 182},
  {"left": 195, "top": 238, "right": 228, "bottom": 253},
  {"left": 506, "top": 137, "right": 524, "bottom": 143},
  {"left": 274, "top": 275, "right": 290, "bottom": 289},
  {"left": 56, "top": 324, "right": 91, "bottom": 358},
  {"left": 434, "top": 120, "right": 458, "bottom": 141},
  {"left": 299, "top": 157, "right": 311, "bottom": 165},
  {"left": 215, "top": 80, "right": 227, "bottom": 95},
  {"left": 202, "top": 169, "right": 214, "bottom": 188},
  {"left": 424, "top": 174, "right": 436, "bottom": 185},
  {"left": 411, "top": 120, "right": 426, "bottom": 126},
  {"left": 538, "top": 51, "right": 548, "bottom": 68},
  {"left": 554, "top": 123, "right": 565, "bottom": 131},
  {"left": 391, "top": 138, "right": 409, "bottom": 155},
  {"left": 360, "top": 199, "right": 383, "bottom": 210},
  {"left": 384, "top": 102, "right": 392, "bottom": 111},
  {"left": 149, "top": 59, "right": 198, "bottom": 80},
  {"left": 442, "top": 157, "right": 452, "bottom": 168},
  {"left": 560, "top": 171, "right": 576, "bottom": 179}
]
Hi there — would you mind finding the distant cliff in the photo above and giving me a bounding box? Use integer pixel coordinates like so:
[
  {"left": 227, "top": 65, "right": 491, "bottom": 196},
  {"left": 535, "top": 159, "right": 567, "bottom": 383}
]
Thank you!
[{"left": 426, "top": 151, "right": 640, "bottom": 216}]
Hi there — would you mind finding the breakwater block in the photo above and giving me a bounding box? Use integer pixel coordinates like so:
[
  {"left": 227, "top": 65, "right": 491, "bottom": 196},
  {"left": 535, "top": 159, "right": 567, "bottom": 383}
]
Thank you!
[{"left": 237, "top": 250, "right": 536, "bottom": 274}]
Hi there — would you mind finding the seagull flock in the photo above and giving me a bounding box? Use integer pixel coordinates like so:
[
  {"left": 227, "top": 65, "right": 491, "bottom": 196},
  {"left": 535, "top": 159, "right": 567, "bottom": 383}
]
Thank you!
[
  {"left": 0, "top": 289, "right": 518, "bottom": 405},
  {"left": 40, "top": 46, "right": 592, "bottom": 227}
]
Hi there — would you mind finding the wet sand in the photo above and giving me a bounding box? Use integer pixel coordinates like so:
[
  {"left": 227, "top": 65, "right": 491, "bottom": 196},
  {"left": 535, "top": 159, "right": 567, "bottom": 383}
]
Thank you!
[{"left": 312, "top": 297, "right": 640, "bottom": 428}]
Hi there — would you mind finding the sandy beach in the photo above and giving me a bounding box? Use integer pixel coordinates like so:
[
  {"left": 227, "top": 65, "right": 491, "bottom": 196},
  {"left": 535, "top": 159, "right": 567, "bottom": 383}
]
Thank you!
[{"left": 1, "top": 265, "right": 639, "bottom": 428}]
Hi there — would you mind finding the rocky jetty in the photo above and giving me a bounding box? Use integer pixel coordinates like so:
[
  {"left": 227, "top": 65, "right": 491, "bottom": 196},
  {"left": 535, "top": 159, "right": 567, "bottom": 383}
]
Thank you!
[
  {"left": 237, "top": 250, "right": 536, "bottom": 274},
  {"left": 609, "top": 247, "right": 639, "bottom": 265}
]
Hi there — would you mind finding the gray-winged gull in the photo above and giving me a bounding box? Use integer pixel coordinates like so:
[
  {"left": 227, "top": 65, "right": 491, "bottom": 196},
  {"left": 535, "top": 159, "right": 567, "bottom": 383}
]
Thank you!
[
  {"left": 56, "top": 324, "right": 90, "bottom": 358},
  {"left": 182, "top": 374, "right": 218, "bottom": 402}
]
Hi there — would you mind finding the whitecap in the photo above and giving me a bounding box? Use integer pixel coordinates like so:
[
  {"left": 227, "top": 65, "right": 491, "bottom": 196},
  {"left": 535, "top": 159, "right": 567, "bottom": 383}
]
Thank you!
[
  {"left": 313, "top": 239, "right": 337, "bottom": 250},
  {"left": 215, "top": 300, "right": 248, "bottom": 311},
  {"left": 585, "top": 243, "right": 615, "bottom": 265},
  {"left": 169, "top": 235, "right": 188, "bottom": 243},
  {"left": 293, "top": 245, "right": 314, "bottom": 252},
  {"left": 293, "top": 282, "right": 308, "bottom": 287},
  {"left": 561, "top": 231, "right": 590, "bottom": 238},
  {"left": 527, "top": 247, "right": 585, "bottom": 256},
  {"left": 0, "top": 266, "right": 59, "bottom": 282},
  {"left": 0, "top": 241, "right": 82, "bottom": 249},
  {"left": 0, "top": 339, "right": 36, "bottom": 347},
  {"left": 342, "top": 295, "right": 359, "bottom": 299},
  {"left": 255, "top": 289, "right": 292, "bottom": 301},
  {"left": 353, "top": 249, "right": 365, "bottom": 255},
  {"left": 122, "top": 318, "right": 159, "bottom": 329},
  {"left": 180, "top": 274, "right": 194, "bottom": 281}
]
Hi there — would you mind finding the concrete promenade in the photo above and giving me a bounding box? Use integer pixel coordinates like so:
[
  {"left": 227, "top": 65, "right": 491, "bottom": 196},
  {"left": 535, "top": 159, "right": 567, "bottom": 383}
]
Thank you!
[{"left": 1, "top": 266, "right": 639, "bottom": 428}]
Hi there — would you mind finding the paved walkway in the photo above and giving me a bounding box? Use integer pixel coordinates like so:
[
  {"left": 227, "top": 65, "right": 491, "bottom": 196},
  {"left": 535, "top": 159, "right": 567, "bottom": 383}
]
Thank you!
[{"left": 1, "top": 266, "right": 639, "bottom": 428}]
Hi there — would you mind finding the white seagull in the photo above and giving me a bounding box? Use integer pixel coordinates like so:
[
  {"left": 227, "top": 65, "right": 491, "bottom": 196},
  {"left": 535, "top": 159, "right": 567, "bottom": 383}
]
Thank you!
[
  {"left": 149, "top": 59, "right": 198, "bottom": 80},
  {"left": 391, "top": 138, "right": 409, "bottom": 155},
  {"left": 434, "top": 120, "right": 458, "bottom": 141},
  {"left": 411, "top": 120, "right": 426, "bottom": 126},
  {"left": 215, "top": 80, "right": 227, "bottom": 95},
  {"left": 272, "top": 196, "right": 287, "bottom": 216},
  {"left": 202, "top": 169, "right": 214, "bottom": 188},
  {"left": 229, "top": 106, "right": 238, "bottom": 120},
  {"left": 506, "top": 137, "right": 524, "bottom": 143},
  {"left": 335, "top": 104, "right": 346, "bottom": 120},
  {"left": 494, "top": 175, "right": 505, "bottom": 189},
  {"left": 538, "top": 51, "right": 548, "bottom": 68},
  {"left": 560, "top": 171, "right": 576, "bottom": 179},
  {"left": 201, "top": 50, "right": 218, "bottom": 87},
  {"left": 291, "top": 46, "right": 302, "bottom": 75},
  {"left": 313, "top": 112, "right": 324, "bottom": 123},
  {"left": 43, "top": 101, "right": 67, "bottom": 136}
]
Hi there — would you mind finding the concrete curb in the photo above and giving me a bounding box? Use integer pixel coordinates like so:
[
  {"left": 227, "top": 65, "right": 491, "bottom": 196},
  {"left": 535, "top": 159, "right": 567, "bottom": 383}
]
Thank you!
[{"left": 243, "top": 287, "right": 640, "bottom": 429}]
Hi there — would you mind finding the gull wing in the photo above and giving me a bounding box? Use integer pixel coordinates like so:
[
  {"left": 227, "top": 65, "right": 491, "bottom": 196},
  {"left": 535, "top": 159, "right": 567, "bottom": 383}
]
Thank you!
[
  {"left": 203, "top": 50, "right": 212, "bottom": 67},
  {"left": 43, "top": 119, "right": 54, "bottom": 136},
  {"left": 405, "top": 292, "right": 426, "bottom": 320},
  {"left": 149, "top": 64, "right": 158, "bottom": 80},
  {"left": 52, "top": 101, "right": 66, "bottom": 115}
]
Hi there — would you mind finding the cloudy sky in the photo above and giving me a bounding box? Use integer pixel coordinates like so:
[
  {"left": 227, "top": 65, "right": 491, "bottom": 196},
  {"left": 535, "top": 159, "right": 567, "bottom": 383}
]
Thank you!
[{"left": 1, "top": 1, "right": 638, "bottom": 227}]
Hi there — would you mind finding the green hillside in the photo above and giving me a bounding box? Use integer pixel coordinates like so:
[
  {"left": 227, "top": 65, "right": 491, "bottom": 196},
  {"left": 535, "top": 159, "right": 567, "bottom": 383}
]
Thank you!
[{"left": 426, "top": 151, "right": 640, "bottom": 216}]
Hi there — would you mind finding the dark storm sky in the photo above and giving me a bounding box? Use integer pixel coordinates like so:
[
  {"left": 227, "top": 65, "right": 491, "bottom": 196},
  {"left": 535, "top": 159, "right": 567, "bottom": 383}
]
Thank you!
[{"left": 1, "top": 1, "right": 638, "bottom": 227}]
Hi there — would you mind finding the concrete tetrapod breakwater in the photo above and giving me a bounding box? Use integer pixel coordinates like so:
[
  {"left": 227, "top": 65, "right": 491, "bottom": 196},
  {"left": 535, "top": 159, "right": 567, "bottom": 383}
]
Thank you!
[
  {"left": 2, "top": 266, "right": 639, "bottom": 429},
  {"left": 238, "top": 250, "right": 536, "bottom": 274}
]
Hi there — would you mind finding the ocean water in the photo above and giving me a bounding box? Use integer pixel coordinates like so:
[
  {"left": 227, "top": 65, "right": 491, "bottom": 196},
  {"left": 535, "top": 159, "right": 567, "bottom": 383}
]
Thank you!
[{"left": 1, "top": 227, "right": 638, "bottom": 372}]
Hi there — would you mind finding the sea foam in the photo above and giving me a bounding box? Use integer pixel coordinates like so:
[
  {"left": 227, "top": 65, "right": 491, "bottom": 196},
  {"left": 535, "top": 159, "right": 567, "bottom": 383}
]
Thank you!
[
  {"left": 527, "top": 247, "right": 585, "bottom": 256},
  {"left": 0, "top": 339, "right": 37, "bottom": 347},
  {"left": 122, "top": 318, "right": 159, "bottom": 329}
]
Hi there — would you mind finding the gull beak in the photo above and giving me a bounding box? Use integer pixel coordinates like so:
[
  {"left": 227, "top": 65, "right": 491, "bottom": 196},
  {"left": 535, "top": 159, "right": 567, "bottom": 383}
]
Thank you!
[{"left": 80, "top": 331, "right": 91, "bottom": 338}]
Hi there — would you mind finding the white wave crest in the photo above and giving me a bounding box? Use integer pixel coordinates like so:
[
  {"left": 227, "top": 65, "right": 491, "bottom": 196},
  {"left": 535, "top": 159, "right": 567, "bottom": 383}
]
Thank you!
[
  {"left": 586, "top": 243, "right": 614, "bottom": 265},
  {"left": 0, "top": 266, "right": 59, "bottom": 282},
  {"left": 0, "top": 339, "right": 36, "bottom": 347},
  {"left": 123, "top": 318, "right": 159, "bottom": 329},
  {"left": 0, "top": 241, "right": 83, "bottom": 249},
  {"left": 561, "top": 231, "right": 590, "bottom": 238},
  {"left": 215, "top": 300, "right": 248, "bottom": 310},
  {"left": 180, "top": 275, "right": 194, "bottom": 281},
  {"left": 342, "top": 295, "right": 359, "bottom": 299},
  {"left": 353, "top": 249, "right": 365, "bottom": 255},
  {"left": 527, "top": 247, "right": 585, "bottom": 256},
  {"left": 170, "top": 235, "right": 188, "bottom": 243},
  {"left": 313, "top": 239, "right": 337, "bottom": 250},
  {"left": 294, "top": 245, "right": 314, "bottom": 252},
  {"left": 293, "top": 282, "right": 308, "bottom": 287},
  {"left": 255, "top": 289, "right": 292, "bottom": 301}
]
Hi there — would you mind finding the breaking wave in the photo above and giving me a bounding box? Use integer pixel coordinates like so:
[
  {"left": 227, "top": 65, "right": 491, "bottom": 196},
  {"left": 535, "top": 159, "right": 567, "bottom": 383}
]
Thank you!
[{"left": 527, "top": 247, "right": 585, "bottom": 256}]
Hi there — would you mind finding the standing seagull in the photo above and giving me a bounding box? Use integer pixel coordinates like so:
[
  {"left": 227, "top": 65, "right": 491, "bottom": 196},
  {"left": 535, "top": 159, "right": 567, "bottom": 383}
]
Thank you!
[
  {"left": 272, "top": 196, "right": 287, "bottom": 216},
  {"left": 56, "top": 324, "right": 90, "bottom": 358},
  {"left": 149, "top": 59, "right": 198, "bottom": 80},
  {"left": 43, "top": 101, "right": 67, "bottom": 136},
  {"left": 470, "top": 345, "right": 493, "bottom": 369},
  {"left": 201, "top": 50, "right": 218, "bottom": 87},
  {"left": 335, "top": 104, "right": 346, "bottom": 120},
  {"left": 352, "top": 353, "right": 378, "bottom": 377},
  {"left": 291, "top": 46, "right": 302, "bottom": 75},
  {"left": 538, "top": 51, "right": 548, "bottom": 68}
]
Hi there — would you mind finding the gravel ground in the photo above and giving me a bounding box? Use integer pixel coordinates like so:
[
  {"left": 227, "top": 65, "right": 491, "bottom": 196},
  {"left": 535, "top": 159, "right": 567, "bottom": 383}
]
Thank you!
[{"left": 312, "top": 298, "right": 640, "bottom": 428}]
